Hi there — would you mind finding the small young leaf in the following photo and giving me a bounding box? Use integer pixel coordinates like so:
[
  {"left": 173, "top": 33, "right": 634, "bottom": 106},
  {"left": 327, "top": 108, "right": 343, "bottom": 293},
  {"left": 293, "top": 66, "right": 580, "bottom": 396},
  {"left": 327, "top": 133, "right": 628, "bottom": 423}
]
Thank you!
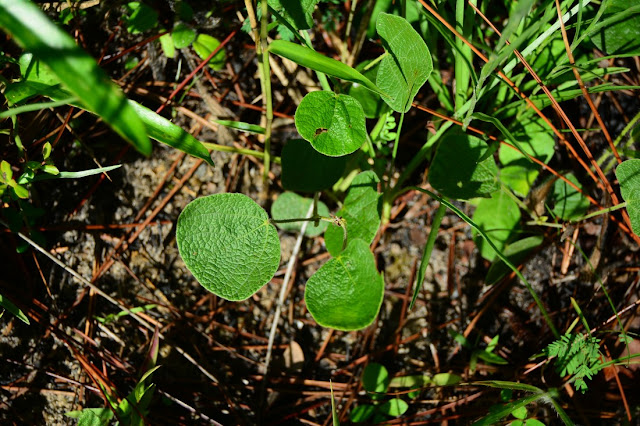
[
  {"left": 472, "top": 189, "right": 521, "bottom": 262},
  {"left": 171, "top": 23, "right": 196, "bottom": 49},
  {"left": 281, "top": 139, "right": 347, "bottom": 193},
  {"left": 159, "top": 33, "right": 176, "bottom": 59},
  {"left": 193, "top": 34, "right": 226, "bottom": 70},
  {"left": 362, "top": 362, "right": 390, "bottom": 395},
  {"left": 432, "top": 373, "right": 462, "bottom": 386},
  {"left": 349, "top": 404, "right": 376, "bottom": 423},
  {"left": 378, "top": 398, "right": 409, "bottom": 417},
  {"left": 42, "top": 142, "right": 52, "bottom": 160},
  {"left": 295, "top": 91, "right": 367, "bottom": 157},
  {"left": 176, "top": 193, "right": 281, "bottom": 301},
  {"left": 305, "top": 239, "right": 384, "bottom": 331},
  {"left": 429, "top": 130, "right": 499, "bottom": 200},
  {"left": 616, "top": 159, "right": 640, "bottom": 236},
  {"left": 324, "top": 171, "right": 381, "bottom": 256},
  {"left": 549, "top": 173, "right": 589, "bottom": 221},
  {"left": 376, "top": 13, "right": 432, "bottom": 112},
  {"left": 389, "top": 375, "right": 431, "bottom": 389},
  {"left": 511, "top": 405, "right": 528, "bottom": 420},
  {"left": 269, "top": 40, "right": 381, "bottom": 94},
  {"left": 1, "top": 160, "right": 12, "bottom": 182},
  {"left": 271, "top": 192, "right": 329, "bottom": 237}
]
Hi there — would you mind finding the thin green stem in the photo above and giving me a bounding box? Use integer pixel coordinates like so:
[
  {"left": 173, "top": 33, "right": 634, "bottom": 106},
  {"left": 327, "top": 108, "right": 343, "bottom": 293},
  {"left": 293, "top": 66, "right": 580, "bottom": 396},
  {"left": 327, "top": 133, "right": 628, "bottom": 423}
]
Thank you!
[
  {"left": 391, "top": 111, "right": 405, "bottom": 161},
  {"left": 200, "top": 141, "right": 281, "bottom": 164},
  {"left": 573, "top": 202, "right": 626, "bottom": 222},
  {"left": 410, "top": 202, "right": 446, "bottom": 309},
  {"left": 0, "top": 97, "right": 76, "bottom": 119}
]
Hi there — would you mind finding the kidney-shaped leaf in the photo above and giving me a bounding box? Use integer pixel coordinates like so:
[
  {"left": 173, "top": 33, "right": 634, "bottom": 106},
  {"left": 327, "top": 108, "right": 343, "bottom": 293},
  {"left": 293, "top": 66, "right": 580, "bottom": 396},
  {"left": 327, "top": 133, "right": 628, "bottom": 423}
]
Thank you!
[
  {"left": 616, "top": 159, "right": 640, "bottom": 236},
  {"left": 0, "top": 0, "right": 151, "bottom": 155},
  {"left": 324, "top": 171, "right": 381, "bottom": 256},
  {"left": 271, "top": 192, "right": 330, "bottom": 237},
  {"left": 176, "top": 193, "right": 280, "bottom": 301},
  {"left": 281, "top": 139, "right": 347, "bottom": 193},
  {"left": 376, "top": 13, "right": 432, "bottom": 112},
  {"left": 429, "top": 130, "right": 499, "bottom": 200},
  {"left": 295, "top": 91, "right": 367, "bottom": 157},
  {"left": 305, "top": 239, "right": 384, "bottom": 331}
]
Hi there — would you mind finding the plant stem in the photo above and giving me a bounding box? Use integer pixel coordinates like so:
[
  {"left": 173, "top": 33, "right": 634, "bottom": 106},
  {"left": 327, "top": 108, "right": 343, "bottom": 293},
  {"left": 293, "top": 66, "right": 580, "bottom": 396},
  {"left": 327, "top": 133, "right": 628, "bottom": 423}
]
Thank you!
[
  {"left": 200, "top": 141, "right": 281, "bottom": 164},
  {"left": 573, "top": 202, "right": 626, "bottom": 222},
  {"left": 391, "top": 111, "right": 405, "bottom": 161}
]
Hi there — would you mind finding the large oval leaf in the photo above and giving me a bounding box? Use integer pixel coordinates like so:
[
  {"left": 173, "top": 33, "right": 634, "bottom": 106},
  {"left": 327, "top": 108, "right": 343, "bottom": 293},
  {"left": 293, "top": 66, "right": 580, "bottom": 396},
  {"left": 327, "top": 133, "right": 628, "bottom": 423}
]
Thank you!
[
  {"left": 0, "top": 0, "right": 151, "bottom": 155},
  {"left": 376, "top": 13, "right": 432, "bottom": 112},
  {"left": 281, "top": 139, "right": 347, "bottom": 193},
  {"left": 295, "top": 91, "right": 367, "bottom": 157},
  {"left": 616, "top": 159, "right": 640, "bottom": 236},
  {"left": 429, "top": 130, "right": 499, "bottom": 200},
  {"left": 324, "top": 171, "right": 381, "bottom": 256},
  {"left": 176, "top": 193, "right": 281, "bottom": 301},
  {"left": 305, "top": 239, "right": 384, "bottom": 331},
  {"left": 271, "top": 192, "right": 330, "bottom": 237}
]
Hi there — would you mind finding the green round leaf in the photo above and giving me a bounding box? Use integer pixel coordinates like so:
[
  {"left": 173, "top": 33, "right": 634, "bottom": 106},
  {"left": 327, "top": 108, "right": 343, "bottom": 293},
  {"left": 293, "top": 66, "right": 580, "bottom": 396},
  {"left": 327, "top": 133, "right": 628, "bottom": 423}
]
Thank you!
[
  {"left": 472, "top": 189, "right": 521, "bottom": 262},
  {"left": 281, "top": 139, "right": 347, "bottom": 193},
  {"left": 176, "top": 193, "right": 281, "bottom": 301},
  {"left": 347, "top": 60, "right": 389, "bottom": 118},
  {"left": 305, "top": 239, "right": 384, "bottom": 331},
  {"left": 271, "top": 192, "right": 329, "bottom": 237},
  {"left": 591, "top": 0, "right": 640, "bottom": 55},
  {"left": 616, "top": 159, "right": 640, "bottom": 236},
  {"left": 324, "top": 171, "right": 381, "bottom": 256},
  {"left": 378, "top": 398, "right": 408, "bottom": 418},
  {"left": 159, "top": 33, "right": 176, "bottom": 59},
  {"left": 511, "top": 405, "right": 528, "bottom": 420},
  {"left": 549, "top": 173, "right": 589, "bottom": 221},
  {"left": 362, "top": 362, "right": 389, "bottom": 394},
  {"left": 429, "top": 130, "right": 499, "bottom": 200},
  {"left": 171, "top": 23, "right": 196, "bottom": 49},
  {"left": 376, "top": 13, "right": 432, "bottom": 112},
  {"left": 193, "top": 34, "right": 226, "bottom": 70},
  {"left": 295, "top": 91, "right": 367, "bottom": 157}
]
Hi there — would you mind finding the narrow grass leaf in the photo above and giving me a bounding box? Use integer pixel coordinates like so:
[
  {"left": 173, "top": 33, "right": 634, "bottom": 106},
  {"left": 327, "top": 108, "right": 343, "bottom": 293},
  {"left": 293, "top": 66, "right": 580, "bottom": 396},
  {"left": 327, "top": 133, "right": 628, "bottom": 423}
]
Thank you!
[
  {"left": 269, "top": 40, "right": 381, "bottom": 94},
  {"left": 214, "top": 119, "right": 266, "bottom": 135},
  {"left": 0, "top": 293, "right": 30, "bottom": 325},
  {"left": 0, "top": 0, "right": 151, "bottom": 155}
]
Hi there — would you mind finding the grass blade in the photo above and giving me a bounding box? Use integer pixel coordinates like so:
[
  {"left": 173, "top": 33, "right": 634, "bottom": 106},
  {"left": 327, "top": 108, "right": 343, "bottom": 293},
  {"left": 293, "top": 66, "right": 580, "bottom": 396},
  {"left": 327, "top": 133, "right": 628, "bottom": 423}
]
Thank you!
[
  {"left": 0, "top": 0, "right": 152, "bottom": 155},
  {"left": 269, "top": 40, "right": 382, "bottom": 95}
]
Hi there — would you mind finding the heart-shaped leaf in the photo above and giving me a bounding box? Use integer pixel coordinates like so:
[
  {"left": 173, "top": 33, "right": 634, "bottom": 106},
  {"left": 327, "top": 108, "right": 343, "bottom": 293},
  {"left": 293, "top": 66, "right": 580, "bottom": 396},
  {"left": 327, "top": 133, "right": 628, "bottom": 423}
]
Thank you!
[
  {"left": 324, "top": 171, "right": 381, "bottom": 256},
  {"left": 295, "top": 91, "right": 367, "bottom": 157},
  {"left": 271, "top": 192, "right": 330, "bottom": 237},
  {"left": 376, "top": 13, "right": 432, "bottom": 112},
  {"left": 429, "top": 130, "right": 499, "bottom": 200},
  {"left": 305, "top": 239, "right": 384, "bottom": 331},
  {"left": 281, "top": 139, "right": 347, "bottom": 193},
  {"left": 616, "top": 159, "right": 640, "bottom": 236},
  {"left": 176, "top": 193, "right": 280, "bottom": 301}
]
